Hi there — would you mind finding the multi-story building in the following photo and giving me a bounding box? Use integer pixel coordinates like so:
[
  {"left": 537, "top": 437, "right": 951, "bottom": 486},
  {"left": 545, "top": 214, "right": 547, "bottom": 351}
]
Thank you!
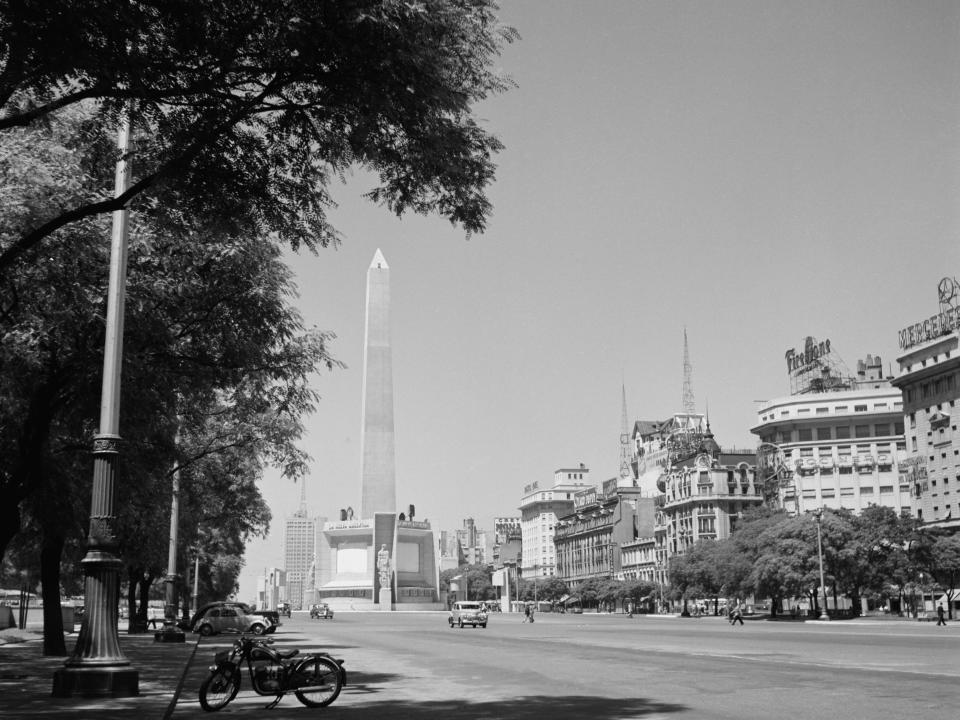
[
  {"left": 283, "top": 504, "right": 317, "bottom": 610},
  {"left": 553, "top": 478, "right": 656, "bottom": 589},
  {"left": 891, "top": 281, "right": 960, "bottom": 529},
  {"left": 519, "top": 464, "right": 591, "bottom": 578},
  {"left": 255, "top": 568, "right": 285, "bottom": 611},
  {"left": 751, "top": 349, "right": 908, "bottom": 517},
  {"left": 456, "top": 518, "right": 493, "bottom": 565},
  {"left": 654, "top": 426, "right": 761, "bottom": 589}
]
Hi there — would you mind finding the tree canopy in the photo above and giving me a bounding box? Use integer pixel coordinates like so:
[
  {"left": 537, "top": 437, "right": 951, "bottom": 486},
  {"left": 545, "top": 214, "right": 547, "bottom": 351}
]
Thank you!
[
  {"left": 0, "top": 0, "right": 517, "bottom": 273},
  {"left": 0, "top": 103, "right": 337, "bottom": 650}
]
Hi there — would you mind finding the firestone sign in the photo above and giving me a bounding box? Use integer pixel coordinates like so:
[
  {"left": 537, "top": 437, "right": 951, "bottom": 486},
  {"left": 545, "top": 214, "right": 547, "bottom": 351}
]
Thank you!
[
  {"left": 785, "top": 338, "right": 831, "bottom": 375},
  {"left": 898, "top": 306, "right": 960, "bottom": 351}
]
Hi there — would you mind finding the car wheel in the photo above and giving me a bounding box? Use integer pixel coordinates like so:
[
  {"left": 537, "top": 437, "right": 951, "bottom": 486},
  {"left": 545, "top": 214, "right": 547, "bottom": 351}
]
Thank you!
[
  {"left": 199, "top": 624, "right": 213, "bottom": 637},
  {"left": 481, "top": 623, "right": 487, "bottom": 628},
  {"left": 251, "top": 623, "right": 266, "bottom": 635}
]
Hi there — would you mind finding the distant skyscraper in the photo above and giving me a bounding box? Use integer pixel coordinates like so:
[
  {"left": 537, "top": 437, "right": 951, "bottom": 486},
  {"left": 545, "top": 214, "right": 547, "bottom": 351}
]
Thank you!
[
  {"left": 283, "top": 483, "right": 316, "bottom": 610},
  {"left": 360, "top": 249, "right": 397, "bottom": 517}
]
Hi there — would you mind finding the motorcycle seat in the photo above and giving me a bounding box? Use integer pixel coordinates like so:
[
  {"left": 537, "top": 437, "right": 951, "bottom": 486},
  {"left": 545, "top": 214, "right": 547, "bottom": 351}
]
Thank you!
[{"left": 277, "top": 648, "right": 299, "bottom": 660}]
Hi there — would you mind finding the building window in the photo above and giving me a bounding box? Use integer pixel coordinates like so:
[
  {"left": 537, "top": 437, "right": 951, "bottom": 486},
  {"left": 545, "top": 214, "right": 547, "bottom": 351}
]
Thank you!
[
  {"left": 855, "top": 425, "right": 871, "bottom": 438},
  {"left": 855, "top": 404, "right": 868, "bottom": 412},
  {"left": 836, "top": 426, "right": 851, "bottom": 439},
  {"left": 798, "top": 429, "right": 813, "bottom": 441},
  {"left": 817, "top": 427, "right": 832, "bottom": 440},
  {"left": 874, "top": 423, "right": 890, "bottom": 436},
  {"left": 816, "top": 407, "right": 829, "bottom": 414}
]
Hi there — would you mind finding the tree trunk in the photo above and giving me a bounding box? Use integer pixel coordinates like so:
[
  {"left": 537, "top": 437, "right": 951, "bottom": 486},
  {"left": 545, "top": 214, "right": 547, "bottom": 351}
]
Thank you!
[
  {"left": 127, "top": 568, "right": 142, "bottom": 633},
  {"left": 40, "top": 533, "right": 66, "bottom": 656},
  {"left": 139, "top": 572, "right": 154, "bottom": 629},
  {"left": 0, "top": 501, "right": 21, "bottom": 567}
]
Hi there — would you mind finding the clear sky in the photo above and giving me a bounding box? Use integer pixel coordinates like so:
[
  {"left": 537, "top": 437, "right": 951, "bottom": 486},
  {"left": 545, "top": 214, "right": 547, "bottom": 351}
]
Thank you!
[{"left": 237, "top": 1, "right": 960, "bottom": 602}]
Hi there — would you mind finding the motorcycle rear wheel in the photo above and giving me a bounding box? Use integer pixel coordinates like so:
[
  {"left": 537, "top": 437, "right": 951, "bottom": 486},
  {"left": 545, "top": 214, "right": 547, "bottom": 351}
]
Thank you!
[
  {"left": 294, "top": 656, "right": 343, "bottom": 707},
  {"left": 199, "top": 667, "right": 240, "bottom": 712}
]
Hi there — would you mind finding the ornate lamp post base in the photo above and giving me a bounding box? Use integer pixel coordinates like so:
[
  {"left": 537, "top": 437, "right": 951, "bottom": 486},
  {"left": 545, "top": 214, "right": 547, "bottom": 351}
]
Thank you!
[{"left": 52, "top": 666, "right": 139, "bottom": 698}]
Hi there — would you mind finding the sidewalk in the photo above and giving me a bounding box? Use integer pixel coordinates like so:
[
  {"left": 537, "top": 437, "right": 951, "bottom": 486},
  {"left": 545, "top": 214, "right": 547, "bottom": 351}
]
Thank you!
[{"left": 0, "top": 629, "right": 197, "bottom": 720}]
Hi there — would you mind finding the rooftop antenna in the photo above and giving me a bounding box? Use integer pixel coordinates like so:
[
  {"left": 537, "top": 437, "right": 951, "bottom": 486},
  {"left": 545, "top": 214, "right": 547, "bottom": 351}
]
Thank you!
[
  {"left": 682, "top": 327, "right": 696, "bottom": 415},
  {"left": 296, "top": 479, "right": 308, "bottom": 516}
]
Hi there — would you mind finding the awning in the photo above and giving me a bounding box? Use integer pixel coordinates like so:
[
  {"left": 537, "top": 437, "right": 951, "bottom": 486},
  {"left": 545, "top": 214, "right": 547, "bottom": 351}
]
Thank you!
[{"left": 563, "top": 595, "right": 581, "bottom": 605}]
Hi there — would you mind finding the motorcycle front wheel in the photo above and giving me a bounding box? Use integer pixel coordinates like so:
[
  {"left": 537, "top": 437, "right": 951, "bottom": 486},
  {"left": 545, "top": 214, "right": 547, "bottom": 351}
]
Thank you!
[
  {"left": 294, "top": 656, "right": 343, "bottom": 707},
  {"left": 199, "top": 667, "right": 240, "bottom": 712}
]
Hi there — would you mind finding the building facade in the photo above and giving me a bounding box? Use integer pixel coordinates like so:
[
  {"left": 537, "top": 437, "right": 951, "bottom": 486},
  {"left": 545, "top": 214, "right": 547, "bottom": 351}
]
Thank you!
[
  {"left": 493, "top": 516, "right": 522, "bottom": 566},
  {"left": 553, "top": 478, "right": 656, "bottom": 589},
  {"left": 519, "top": 464, "right": 591, "bottom": 578},
  {"left": 456, "top": 517, "right": 493, "bottom": 565},
  {"left": 891, "top": 281, "right": 960, "bottom": 529},
  {"left": 652, "top": 423, "right": 762, "bottom": 589},
  {"left": 751, "top": 355, "right": 909, "bottom": 517}
]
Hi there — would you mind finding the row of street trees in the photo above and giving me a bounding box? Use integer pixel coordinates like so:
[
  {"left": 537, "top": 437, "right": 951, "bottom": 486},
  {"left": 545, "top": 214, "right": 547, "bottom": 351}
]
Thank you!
[
  {"left": 440, "top": 505, "right": 960, "bottom": 620},
  {"left": 1, "top": 1, "right": 516, "bottom": 654},
  {"left": 669, "top": 506, "right": 960, "bottom": 618}
]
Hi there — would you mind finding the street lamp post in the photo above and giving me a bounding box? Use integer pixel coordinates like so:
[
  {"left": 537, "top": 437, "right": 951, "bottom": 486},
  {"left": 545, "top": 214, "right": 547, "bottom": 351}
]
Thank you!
[
  {"left": 655, "top": 561, "right": 664, "bottom": 614},
  {"left": 813, "top": 508, "right": 830, "bottom": 621},
  {"left": 156, "top": 445, "right": 185, "bottom": 643},
  {"left": 53, "top": 112, "right": 139, "bottom": 697}
]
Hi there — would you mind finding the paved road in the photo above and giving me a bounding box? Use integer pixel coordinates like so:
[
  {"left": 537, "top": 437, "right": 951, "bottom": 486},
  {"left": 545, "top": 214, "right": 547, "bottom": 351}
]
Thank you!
[{"left": 170, "top": 612, "right": 959, "bottom": 719}]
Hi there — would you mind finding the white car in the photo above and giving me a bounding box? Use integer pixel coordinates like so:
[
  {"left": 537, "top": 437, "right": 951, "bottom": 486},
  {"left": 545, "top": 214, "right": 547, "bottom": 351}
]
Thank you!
[{"left": 448, "top": 601, "right": 488, "bottom": 629}]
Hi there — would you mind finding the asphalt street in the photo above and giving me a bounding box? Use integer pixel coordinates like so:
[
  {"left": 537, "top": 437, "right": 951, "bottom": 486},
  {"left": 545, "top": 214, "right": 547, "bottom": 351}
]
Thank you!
[{"left": 169, "top": 611, "right": 959, "bottom": 720}]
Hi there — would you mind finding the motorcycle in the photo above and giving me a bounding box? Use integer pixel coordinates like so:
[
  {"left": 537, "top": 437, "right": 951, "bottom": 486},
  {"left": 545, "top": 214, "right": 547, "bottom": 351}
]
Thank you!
[{"left": 198, "top": 635, "right": 346, "bottom": 711}]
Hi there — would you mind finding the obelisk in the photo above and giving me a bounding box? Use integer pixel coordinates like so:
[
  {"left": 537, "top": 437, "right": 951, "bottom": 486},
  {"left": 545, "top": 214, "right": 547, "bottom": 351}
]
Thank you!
[{"left": 360, "top": 249, "right": 396, "bottom": 517}]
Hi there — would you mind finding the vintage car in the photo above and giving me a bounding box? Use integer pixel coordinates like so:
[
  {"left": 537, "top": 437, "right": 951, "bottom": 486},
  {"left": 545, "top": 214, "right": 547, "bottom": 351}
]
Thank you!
[
  {"left": 309, "top": 603, "right": 334, "bottom": 619},
  {"left": 448, "top": 601, "right": 488, "bottom": 629},
  {"left": 186, "top": 601, "right": 276, "bottom": 636}
]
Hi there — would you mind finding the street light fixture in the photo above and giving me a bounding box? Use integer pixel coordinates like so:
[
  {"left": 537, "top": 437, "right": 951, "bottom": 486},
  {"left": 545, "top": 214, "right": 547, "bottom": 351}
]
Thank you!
[
  {"left": 812, "top": 508, "right": 830, "bottom": 621},
  {"left": 655, "top": 561, "right": 664, "bottom": 614},
  {"left": 53, "top": 111, "right": 138, "bottom": 697}
]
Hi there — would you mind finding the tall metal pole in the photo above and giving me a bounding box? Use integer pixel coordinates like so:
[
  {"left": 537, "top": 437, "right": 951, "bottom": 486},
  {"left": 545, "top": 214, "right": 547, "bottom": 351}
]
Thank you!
[
  {"left": 53, "top": 111, "right": 139, "bottom": 697},
  {"left": 192, "top": 551, "right": 200, "bottom": 616},
  {"left": 814, "top": 509, "right": 830, "bottom": 621},
  {"left": 157, "top": 429, "right": 185, "bottom": 642}
]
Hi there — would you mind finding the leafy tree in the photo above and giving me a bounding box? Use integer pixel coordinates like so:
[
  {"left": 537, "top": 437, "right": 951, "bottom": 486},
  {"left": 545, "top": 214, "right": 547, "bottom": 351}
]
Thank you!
[
  {"left": 531, "top": 576, "right": 568, "bottom": 602},
  {"left": 918, "top": 535, "right": 960, "bottom": 620},
  {"left": 0, "top": 105, "right": 336, "bottom": 652},
  {"left": 575, "top": 577, "right": 602, "bottom": 610},
  {"left": 748, "top": 515, "right": 819, "bottom": 616},
  {"left": 442, "top": 563, "right": 493, "bottom": 600},
  {"left": 0, "top": 0, "right": 518, "bottom": 273}
]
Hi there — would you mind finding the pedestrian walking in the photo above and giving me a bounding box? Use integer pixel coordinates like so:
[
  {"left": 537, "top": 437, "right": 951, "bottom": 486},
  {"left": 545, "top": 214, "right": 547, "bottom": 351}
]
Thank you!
[
  {"left": 937, "top": 603, "right": 947, "bottom": 626},
  {"left": 731, "top": 602, "right": 744, "bottom": 626},
  {"left": 523, "top": 604, "right": 531, "bottom": 623}
]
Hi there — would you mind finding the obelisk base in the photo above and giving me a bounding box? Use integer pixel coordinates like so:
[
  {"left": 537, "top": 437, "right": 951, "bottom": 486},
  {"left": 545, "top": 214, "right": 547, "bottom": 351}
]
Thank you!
[{"left": 378, "top": 588, "right": 393, "bottom": 611}]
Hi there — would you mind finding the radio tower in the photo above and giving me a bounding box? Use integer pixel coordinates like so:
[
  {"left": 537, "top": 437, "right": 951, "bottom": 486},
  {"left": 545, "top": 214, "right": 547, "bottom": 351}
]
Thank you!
[
  {"left": 682, "top": 327, "right": 695, "bottom": 414},
  {"left": 619, "top": 384, "right": 632, "bottom": 483}
]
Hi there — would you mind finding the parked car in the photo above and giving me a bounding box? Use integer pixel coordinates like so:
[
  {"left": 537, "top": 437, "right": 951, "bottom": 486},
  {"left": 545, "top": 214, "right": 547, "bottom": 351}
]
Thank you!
[
  {"left": 186, "top": 601, "right": 276, "bottom": 636},
  {"left": 247, "top": 606, "right": 282, "bottom": 626},
  {"left": 309, "top": 603, "right": 334, "bottom": 619},
  {"left": 448, "top": 601, "right": 488, "bottom": 629}
]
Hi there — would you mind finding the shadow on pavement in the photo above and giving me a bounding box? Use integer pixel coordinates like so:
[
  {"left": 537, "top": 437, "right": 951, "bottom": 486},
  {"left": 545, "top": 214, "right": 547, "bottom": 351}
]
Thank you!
[{"left": 175, "top": 694, "right": 687, "bottom": 719}]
